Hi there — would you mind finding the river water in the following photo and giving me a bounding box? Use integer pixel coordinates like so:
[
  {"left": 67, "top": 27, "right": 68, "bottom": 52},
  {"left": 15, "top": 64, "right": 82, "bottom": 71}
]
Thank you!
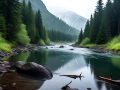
[{"left": 1, "top": 44, "right": 120, "bottom": 90}]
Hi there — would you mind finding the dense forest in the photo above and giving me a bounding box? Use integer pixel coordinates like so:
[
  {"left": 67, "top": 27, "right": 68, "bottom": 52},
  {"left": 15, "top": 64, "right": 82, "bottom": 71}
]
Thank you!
[
  {"left": 48, "top": 30, "right": 77, "bottom": 42},
  {"left": 77, "top": 0, "right": 120, "bottom": 47},
  {"left": 0, "top": 0, "right": 50, "bottom": 46}
]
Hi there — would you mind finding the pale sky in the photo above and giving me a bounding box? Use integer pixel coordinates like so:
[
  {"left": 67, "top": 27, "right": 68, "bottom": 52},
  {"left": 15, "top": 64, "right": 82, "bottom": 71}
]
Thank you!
[{"left": 42, "top": 0, "right": 107, "bottom": 19}]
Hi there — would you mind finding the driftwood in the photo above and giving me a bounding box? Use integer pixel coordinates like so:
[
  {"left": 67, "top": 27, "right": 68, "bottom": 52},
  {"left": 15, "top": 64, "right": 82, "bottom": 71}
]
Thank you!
[
  {"left": 61, "top": 81, "right": 72, "bottom": 89},
  {"left": 60, "top": 72, "right": 84, "bottom": 80},
  {"left": 61, "top": 81, "right": 78, "bottom": 90},
  {"left": 99, "top": 76, "right": 120, "bottom": 86}
]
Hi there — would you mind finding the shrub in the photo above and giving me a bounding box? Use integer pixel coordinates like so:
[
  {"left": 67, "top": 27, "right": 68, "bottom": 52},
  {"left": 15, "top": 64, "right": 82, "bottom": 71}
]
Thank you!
[
  {"left": 38, "top": 39, "right": 45, "bottom": 45},
  {"left": 45, "top": 38, "right": 51, "bottom": 45},
  {"left": 107, "top": 35, "right": 120, "bottom": 51},
  {"left": 80, "top": 37, "right": 90, "bottom": 46},
  {"left": 0, "top": 33, "right": 13, "bottom": 53},
  {"left": 16, "top": 24, "right": 30, "bottom": 45}
]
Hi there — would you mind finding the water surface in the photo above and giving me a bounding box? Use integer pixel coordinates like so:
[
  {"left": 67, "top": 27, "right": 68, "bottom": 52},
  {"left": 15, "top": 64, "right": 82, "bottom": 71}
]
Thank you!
[{"left": 1, "top": 44, "right": 120, "bottom": 90}]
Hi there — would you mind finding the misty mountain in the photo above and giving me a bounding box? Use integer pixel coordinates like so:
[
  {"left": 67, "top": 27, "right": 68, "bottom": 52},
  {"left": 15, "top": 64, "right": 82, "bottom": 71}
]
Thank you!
[
  {"left": 19, "top": 0, "right": 79, "bottom": 36},
  {"left": 57, "top": 11, "right": 87, "bottom": 30}
]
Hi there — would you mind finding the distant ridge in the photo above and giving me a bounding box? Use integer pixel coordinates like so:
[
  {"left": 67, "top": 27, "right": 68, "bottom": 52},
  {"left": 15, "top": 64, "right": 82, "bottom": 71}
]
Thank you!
[
  {"left": 19, "top": 0, "right": 80, "bottom": 36},
  {"left": 57, "top": 11, "right": 87, "bottom": 30}
]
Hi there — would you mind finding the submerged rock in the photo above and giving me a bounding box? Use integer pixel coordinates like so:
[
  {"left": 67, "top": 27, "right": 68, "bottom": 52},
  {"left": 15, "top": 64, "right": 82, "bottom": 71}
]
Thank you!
[
  {"left": 59, "top": 45, "right": 64, "bottom": 48},
  {"left": 15, "top": 61, "right": 53, "bottom": 80},
  {"left": 70, "top": 49, "right": 74, "bottom": 50}
]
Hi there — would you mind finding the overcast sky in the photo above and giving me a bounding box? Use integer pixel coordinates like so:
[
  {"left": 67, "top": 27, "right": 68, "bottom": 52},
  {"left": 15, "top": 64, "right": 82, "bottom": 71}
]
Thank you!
[{"left": 41, "top": 0, "right": 107, "bottom": 18}]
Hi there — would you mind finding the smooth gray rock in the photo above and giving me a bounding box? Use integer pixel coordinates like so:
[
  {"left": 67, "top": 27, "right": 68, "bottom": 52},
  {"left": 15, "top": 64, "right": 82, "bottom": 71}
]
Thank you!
[{"left": 15, "top": 61, "right": 53, "bottom": 80}]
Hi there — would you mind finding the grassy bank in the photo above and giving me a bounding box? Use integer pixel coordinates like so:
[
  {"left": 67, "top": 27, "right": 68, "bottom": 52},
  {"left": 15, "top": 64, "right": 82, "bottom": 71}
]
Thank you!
[
  {"left": 79, "top": 35, "right": 120, "bottom": 51},
  {"left": 0, "top": 35, "right": 13, "bottom": 53}
]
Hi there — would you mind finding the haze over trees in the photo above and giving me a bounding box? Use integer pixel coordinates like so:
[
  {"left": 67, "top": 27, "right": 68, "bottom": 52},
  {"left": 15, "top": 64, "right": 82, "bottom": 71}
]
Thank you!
[
  {"left": 77, "top": 0, "right": 120, "bottom": 45},
  {"left": 48, "top": 30, "right": 77, "bottom": 42}
]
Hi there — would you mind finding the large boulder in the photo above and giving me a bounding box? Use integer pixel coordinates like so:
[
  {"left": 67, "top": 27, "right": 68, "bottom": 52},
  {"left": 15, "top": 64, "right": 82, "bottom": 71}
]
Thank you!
[{"left": 15, "top": 61, "right": 53, "bottom": 80}]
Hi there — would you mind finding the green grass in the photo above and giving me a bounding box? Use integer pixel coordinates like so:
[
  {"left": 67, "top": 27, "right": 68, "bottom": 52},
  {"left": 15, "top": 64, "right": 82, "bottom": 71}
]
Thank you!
[
  {"left": 0, "top": 43, "right": 13, "bottom": 53},
  {"left": 0, "top": 38, "right": 13, "bottom": 53},
  {"left": 80, "top": 44, "right": 107, "bottom": 48},
  {"left": 106, "top": 35, "right": 120, "bottom": 51}
]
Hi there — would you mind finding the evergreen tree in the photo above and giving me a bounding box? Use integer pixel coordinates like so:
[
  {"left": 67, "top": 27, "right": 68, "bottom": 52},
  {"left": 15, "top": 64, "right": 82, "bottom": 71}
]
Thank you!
[
  {"left": 1, "top": 0, "right": 22, "bottom": 41},
  {"left": 35, "top": 10, "right": 43, "bottom": 40},
  {"left": 90, "top": 0, "right": 103, "bottom": 43},
  {"left": 96, "top": 0, "right": 112, "bottom": 44},
  {"left": 77, "top": 29, "right": 83, "bottom": 44},
  {"left": 27, "top": 1, "right": 36, "bottom": 43},
  {"left": 21, "top": 0, "right": 28, "bottom": 25},
  {"left": 114, "top": 0, "right": 120, "bottom": 34},
  {"left": 96, "top": 22, "right": 109, "bottom": 44},
  {"left": 0, "top": 15, "right": 7, "bottom": 38},
  {"left": 83, "top": 20, "right": 90, "bottom": 39}
]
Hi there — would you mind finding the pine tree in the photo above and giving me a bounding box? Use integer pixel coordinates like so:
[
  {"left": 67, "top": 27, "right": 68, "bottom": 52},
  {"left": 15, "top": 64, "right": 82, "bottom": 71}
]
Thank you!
[
  {"left": 83, "top": 20, "right": 90, "bottom": 39},
  {"left": 27, "top": 1, "right": 36, "bottom": 43},
  {"left": 0, "top": 15, "right": 7, "bottom": 38},
  {"left": 35, "top": 10, "right": 43, "bottom": 40},
  {"left": 90, "top": 0, "right": 103, "bottom": 43},
  {"left": 2, "top": 0, "right": 22, "bottom": 41},
  {"left": 77, "top": 29, "right": 83, "bottom": 44},
  {"left": 21, "top": 0, "right": 28, "bottom": 25},
  {"left": 114, "top": 0, "right": 120, "bottom": 34}
]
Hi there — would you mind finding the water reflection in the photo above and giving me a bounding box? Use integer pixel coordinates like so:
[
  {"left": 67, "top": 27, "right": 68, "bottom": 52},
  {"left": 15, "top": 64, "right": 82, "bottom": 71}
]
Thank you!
[
  {"left": 2, "top": 45, "right": 120, "bottom": 90},
  {"left": 0, "top": 72, "right": 44, "bottom": 90}
]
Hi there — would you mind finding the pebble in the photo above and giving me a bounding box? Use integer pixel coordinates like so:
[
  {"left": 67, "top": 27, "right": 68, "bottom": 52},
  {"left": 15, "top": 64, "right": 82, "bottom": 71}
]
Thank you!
[
  {"left": 0, "top": 87, "right": 3, "bottom": 90},
  {"left": 12, "top": 83, "right": 16, "bottom": 87}
]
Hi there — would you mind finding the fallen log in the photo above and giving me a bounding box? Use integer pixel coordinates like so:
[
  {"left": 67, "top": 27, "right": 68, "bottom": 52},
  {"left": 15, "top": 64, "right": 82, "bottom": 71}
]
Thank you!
[
  {"left": 99, "top": 76, "right": 120, "bottom": 86},
  {"left": 60, "top": 72, "right": 84, "bottom": 79}
]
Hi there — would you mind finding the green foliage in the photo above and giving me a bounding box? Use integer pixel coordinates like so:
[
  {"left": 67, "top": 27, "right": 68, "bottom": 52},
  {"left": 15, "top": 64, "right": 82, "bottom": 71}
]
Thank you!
[
  {"left": 38, "top": 39, "right": 45, "bottom": 46},
  {"left": 111, "top": 43, "right": 120, "bottom": 51},
  {"left": 0, "top": 15, "right": 6, "bottom": 38},
  {"left": 6, "top": 0, "right": 22, "bottom": 41},
  {"left": 80, "top": 37, "right": 90, "bottom": 46},
  {"left": 16, "top": 24, "right": 30, "bottom": 45},
  {"left": 0, "top": 33, "right": 13, "bottom": 53},
  {"left": 45, "top": 38, "right": 51, "bottom": 45},
  {"left": 48, "top": 30, "right": 77, "bottom": 42},
  {"left": 107, "top": 35, "right": 120, "bottom": 51},
  {"left": 27, "top": 1, "right": 36, "bottom": 43},
  {"left": 35, "top": 10, "right": 43, "bottom": 40},
  {"left": 83, "top": 20, "right": 90, "bottom": 39},
  {"left": 76, "top": 29, "right": 83, "bottom": 44}
]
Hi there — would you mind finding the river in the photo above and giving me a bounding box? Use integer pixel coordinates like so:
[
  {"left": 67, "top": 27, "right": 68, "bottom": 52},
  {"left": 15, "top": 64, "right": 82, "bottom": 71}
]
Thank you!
[{"left": 1, "top": 44, "right": 120, "bottom": 90}]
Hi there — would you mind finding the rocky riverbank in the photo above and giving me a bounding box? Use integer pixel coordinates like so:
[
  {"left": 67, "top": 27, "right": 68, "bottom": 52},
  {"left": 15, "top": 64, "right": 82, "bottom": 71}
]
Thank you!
[
  {"left": 71, "top": 44, "right": 120, "bottom": 55},
  {"left": 0, "top": 44, "right": 39, "bottom": 59}
]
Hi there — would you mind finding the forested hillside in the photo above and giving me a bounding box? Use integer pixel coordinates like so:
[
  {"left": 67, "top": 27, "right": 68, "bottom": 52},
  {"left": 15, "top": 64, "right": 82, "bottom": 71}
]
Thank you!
[
  {"left": 19, "top": 0, "right": 80, "bottom": 36},
  {"left": 77, "top": 0, "right": 120, "bottom": 48},
  {"left": 0, "top": 0, "right": 50, "bottom": 53},
  {"left": 48, "top": 30, "right": 77, "bottom": 42}
]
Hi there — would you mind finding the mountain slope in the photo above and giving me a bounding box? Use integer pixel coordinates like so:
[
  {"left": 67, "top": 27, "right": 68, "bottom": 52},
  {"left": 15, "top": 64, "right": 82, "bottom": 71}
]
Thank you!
[
  {"left": 57, "top": 11, "right": 87, "bottom": 30},
  {"left": 19, "top": 0, "right": 79, "bottom": 36}
]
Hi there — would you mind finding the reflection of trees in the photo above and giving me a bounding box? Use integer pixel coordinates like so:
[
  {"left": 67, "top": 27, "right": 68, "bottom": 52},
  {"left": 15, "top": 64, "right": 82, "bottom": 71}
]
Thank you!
[
  {"left": 0, "top": 72, "right": 44, "bottom": 90},
  {"left": 85, "top": 54, "right": 120, "bottom": 90},
  {"left": 44, "top": 51, "right": 76, "bottom": 71},
  {"left": 7, "top": 52, "right": 30, "bottom": 62},
  {"left": 27, "top": 50, "right": 49, "bottom": 65}
]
